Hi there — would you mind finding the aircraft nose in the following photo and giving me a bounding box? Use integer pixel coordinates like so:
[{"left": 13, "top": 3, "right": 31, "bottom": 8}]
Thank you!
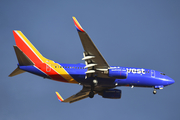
[
  {"left": 167, "top": 77, "right": 175, "bottom": 85},
  {"left": 169, "top": 79, "right": 175, "bottom": 85}
]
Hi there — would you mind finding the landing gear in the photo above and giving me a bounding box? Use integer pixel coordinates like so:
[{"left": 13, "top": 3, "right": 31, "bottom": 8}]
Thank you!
[
  {"left": 89, "top": 91, "right": 94, "bottom": 98},
  {"left": 153, "top": 89, "right": 157, "bottom": 94},
  {"left": 93, "top": 79, "right": 98, "bottom": 86},
  {"left": 88, "top": 79, "right": 98, "bottom": 98}
]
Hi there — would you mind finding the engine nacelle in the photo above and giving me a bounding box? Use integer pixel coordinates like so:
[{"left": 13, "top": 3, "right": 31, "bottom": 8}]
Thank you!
[
  {"left": 101, "top": 89, "right": 122, "bottom": 99},
  {"left": 108, "top": 68, "right": 127, "bottom": 79}
]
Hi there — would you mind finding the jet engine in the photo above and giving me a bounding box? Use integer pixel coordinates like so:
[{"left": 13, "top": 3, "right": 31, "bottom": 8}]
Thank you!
[{"left": 98, "top": 89, "right": 122, "bottom": 99}]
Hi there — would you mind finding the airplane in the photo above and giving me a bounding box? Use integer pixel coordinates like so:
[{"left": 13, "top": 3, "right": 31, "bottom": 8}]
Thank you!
[{"left": 9, "top": 17, "right": 175, "bottom": 103}]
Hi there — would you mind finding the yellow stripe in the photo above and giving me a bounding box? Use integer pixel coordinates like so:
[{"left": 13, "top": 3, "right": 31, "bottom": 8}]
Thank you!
[
  {"left": 46, "top": 62, "right": 78, "bottom": 84},
  {"left": 17, "top": 30, "right": 77, "bottom": 83},
  {"left": 17, "top": 31, "right": 48, "bottom": 62},
  {"left": 56, "top": 92, "right": 64, "bottom": 101},
  {"left": 72, "top": 16, "right": 83, "bottom": 30}
]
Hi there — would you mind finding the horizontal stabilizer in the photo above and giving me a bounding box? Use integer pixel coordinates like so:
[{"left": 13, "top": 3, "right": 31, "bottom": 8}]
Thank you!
[
  {"left": 13, "top": 45, "right": 34, "bottom": 66},
  {"left": 9, "top": 67, "right": 25, "bottom": 77}
]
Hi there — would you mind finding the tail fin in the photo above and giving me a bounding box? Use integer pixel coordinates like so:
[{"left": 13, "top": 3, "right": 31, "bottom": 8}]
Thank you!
[
  {"left": 13, "top": 30, "right": 47, "bottom": 64},
  {"left": 9, "top": 30, "right": 48, "bottom": 77}
]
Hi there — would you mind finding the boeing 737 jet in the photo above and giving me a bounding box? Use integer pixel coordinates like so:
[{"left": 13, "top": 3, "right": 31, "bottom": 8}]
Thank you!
[{"left": 9, "top": 17, "right": 174, "bottom": 103}]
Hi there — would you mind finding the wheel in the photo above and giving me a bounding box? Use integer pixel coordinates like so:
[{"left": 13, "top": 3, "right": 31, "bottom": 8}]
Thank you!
[
  {"left": 89, "top": 91, "right": 94, "bottom": 98},
  {"left": 153, "top": 90, "right": 157, "bottom": 94},
  {"left": 93, "top": 79, "right": 98, "bottom": 86}
]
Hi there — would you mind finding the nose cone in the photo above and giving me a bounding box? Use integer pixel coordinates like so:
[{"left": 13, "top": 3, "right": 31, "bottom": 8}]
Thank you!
[
  {"left": 169, "top": 78, "right": 175, "bottom": 85},
  {"left": 166, "top": 76, "right": 175, "bottom": 85}
]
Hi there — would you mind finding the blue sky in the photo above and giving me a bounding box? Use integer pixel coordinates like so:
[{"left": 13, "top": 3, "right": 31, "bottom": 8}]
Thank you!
[{"left": 1, "top": 0, "right": 180, "bottom": 120}]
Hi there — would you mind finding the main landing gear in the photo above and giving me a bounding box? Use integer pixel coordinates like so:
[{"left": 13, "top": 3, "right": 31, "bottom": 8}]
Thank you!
[
  {"left": 89, "top": 91, "right": 94, "bottom": 98},
  {"left": 89, "top": 79, "right": 98, "bottom": 98}
]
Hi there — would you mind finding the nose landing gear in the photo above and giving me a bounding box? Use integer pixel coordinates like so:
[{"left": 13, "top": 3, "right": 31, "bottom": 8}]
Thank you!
[{"left": 153, "top": 89, "right": 157, "bottom": 94}]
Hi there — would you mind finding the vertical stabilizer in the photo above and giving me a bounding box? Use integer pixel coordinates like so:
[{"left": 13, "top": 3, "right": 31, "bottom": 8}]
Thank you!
[{"left": 13, "top": 30, "right": 48, "bottom": 64}]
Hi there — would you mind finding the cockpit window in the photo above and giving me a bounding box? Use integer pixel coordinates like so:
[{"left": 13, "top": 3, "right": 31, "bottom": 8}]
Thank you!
[{"left": 160, "top": 73, "right": 165, "bottom": 75}]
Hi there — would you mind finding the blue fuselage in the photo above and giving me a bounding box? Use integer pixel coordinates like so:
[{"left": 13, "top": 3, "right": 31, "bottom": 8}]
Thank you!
[
  {"left": 20, "top": 62, "right": 174, "bottom": 89},
  {"left": 19, "top": 62, "right": 174, "bottom": 89}
]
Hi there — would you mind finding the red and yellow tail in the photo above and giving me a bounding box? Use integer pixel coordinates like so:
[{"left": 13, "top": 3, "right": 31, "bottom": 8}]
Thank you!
[
  {"left": 10, "top": 30, "right": 78, "bottom": 84},
  {"left": 13, "top": 30, "right": 48, "bottom": 64}
]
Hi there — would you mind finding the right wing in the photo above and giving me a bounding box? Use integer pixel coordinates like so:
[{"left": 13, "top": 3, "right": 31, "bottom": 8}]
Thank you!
[
  {"left": 72, "top": 17, "right": 110, "bottom": 78},
  {"left": 56, "top": 86, "right": 93, "bottom": 103}
]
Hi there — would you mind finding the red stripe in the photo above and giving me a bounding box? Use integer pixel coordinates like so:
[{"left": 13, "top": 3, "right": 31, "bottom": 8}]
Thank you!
[
  {"left": 36, "top": 63, "right": 68, "bottom": 83},
  {"left": 13, "top": 31, "right": 42, "bottom": 64},
  {"left": 13, "top": 31, "right": 68, "bottom": 83},
  {"left": 74, "top": 21, "right": 84, "bottom": 32},
  {"left": 57, "top": 95, "right": 63, "bottom": 101},
  {"left": 56, "top": 93, "right": 63, "bottom": 101}
]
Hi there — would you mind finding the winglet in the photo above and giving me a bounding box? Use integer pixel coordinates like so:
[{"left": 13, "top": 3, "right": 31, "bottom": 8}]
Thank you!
[
  {"left": 55, "top": 92, "right": 64, "bottom": 102},
  {"left": 72, "top": 17, "right": 85, "bottom": 32}
]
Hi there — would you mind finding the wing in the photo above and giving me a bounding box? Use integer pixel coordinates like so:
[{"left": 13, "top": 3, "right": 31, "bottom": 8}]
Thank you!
[
  {"left": 56, "top": 86, "right": 93, "bottom": 103},
  {"left": 72, "top": 17, "right": 109, "bottom": 78}
]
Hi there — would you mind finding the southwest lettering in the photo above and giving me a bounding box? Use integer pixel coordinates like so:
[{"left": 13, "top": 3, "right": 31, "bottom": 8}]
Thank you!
[{"left": 126, "top": 68, "right": 145, "bottom": 74}]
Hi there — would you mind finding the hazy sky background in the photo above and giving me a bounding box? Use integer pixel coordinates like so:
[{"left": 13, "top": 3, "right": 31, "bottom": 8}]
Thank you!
[{"left": 1, "top": 0, "right": 180, "bottom": 120}]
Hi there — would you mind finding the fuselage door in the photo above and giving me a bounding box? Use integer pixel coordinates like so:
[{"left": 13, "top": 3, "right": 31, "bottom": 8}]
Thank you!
[{"left": 151, "top": 70, "right": 155, "bottom": 78}]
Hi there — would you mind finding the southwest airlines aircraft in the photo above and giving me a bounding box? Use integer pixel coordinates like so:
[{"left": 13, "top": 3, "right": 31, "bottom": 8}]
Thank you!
[{"left": 9, "top": 17, "right": 174, "bottom": 103}]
